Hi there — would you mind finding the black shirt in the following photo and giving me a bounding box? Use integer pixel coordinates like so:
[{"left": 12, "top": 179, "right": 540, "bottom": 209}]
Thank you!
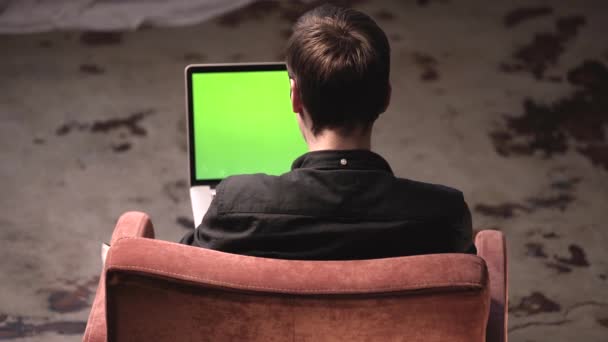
[{"left": 180, "top": 150, "right": 476, "bottom": 260}]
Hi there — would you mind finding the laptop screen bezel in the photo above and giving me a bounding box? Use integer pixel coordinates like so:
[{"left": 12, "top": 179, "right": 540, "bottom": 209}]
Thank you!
[{"left": 185, "top": 62, "right": 290, "bottom": 187}]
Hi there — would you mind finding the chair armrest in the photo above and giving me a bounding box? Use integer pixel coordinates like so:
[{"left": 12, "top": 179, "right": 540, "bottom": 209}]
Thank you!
[
  {"left": 110, "top": 211, "right": 155, "bottom": 245},
  {"left": 83, "top": 212, "right": 156, "bottom": 342},
  {"left": 475, "top": 230, "right": 508, "bottom": 342}
]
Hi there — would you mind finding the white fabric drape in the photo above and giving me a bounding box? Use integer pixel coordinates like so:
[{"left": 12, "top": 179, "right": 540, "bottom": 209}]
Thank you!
[{"left": 0, "top": 0, "right": 256, "bottom": 33}]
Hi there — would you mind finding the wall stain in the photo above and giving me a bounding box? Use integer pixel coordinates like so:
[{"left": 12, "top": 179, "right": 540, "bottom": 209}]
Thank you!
[
  {"left": 90, "top": 109, "right": 154, "bottom": 136},
  {"left": 525, "top": 228, "right": 544, "bottom": 237},
  {"left": 80, "top": 31, "right": 123, "bottom": 46},
  {"left": 475, "top": 193, "right": 574, "bottom": 218},
  {"left": 48, "top": 290, "right": 89, "bottom": 313},
  {"left": 176, "top": 216, "right": 195, "bottom": 229},
  {"left": 509, "top": 292, "right": 561, "bottom": 316},
  {"left": 597, "top": 318, "right": 608, "bottom": 328},
  {"left": 176, "top": 117, "right": 188, "bottom": 152},
  {"left": 578, "top": 145, "right": 608, "bottom": 171},
  {"left": 412, "top": 52, "right": 439, "bottom": 82},
  {"left": 525, "top": 242, "right": 548, "bottom": 258},
  {"left": 564, "top": 301, "right": 608, "bottom": 316},
  {"left": 491, "top": 59, "right": 608, "bottom": 170},
  {"left": 508, "top": 319, "right": 571, "bottom": 333},
  {"left": 526, "top": 193, "right": 573, "bottom": 211},
  {"left": 544, "top": 262, "right": 572, "bottom": 273},
  {"left": 554, "top": 244, "right": 590, "bottom": 267},
  {"left": 504, "top": 7, "right": 553, "bottom": 28},
  {"left": 183, "top": 52, "right": 208, "bottom": 62},
  {"left": 550, "top": 177, "right": 580, "bottom": 191},
  {"left": 111, "top": 142, "right": 132, "bottom": 153},
  {"left": 500, "top": 15, "right": 586, "bottom": 79},
  {"left": 163, "top": 180, "right": 188, "bottom": 204},
  {"left": 127, "top": 196, "right": 150, "bottom": 204},
  {"left": 546, "top": 75, "right": 563, "bottom": 83},
  {"left": 556, "top": 16, "right": 586, "bottom": 38},
  {"left": 421, "top": 69, "right": 439, "bottom": 81},
  {"left": 32, "top": 138, "right": 45, "bottom": 145},
  {"left": 48, "top": 277, "right": 99, "bottom": 313},
  {"left": 0, "top": 317, "right": 85, "bottom": 339},
  {"left": 55, "top": 109, "right": 154, "bottom": 138},
  {"left": 79, "top": 64, "right": 105, "bottom": 75},
  {"left": 542, "top": 232, "right": 560, "bottom": 239},
  {"left": 76, "top": 158, "right": 86, "bottom": 170},
  {"left": 55, "top": 121, "right": 89, "bottom": 136},
  {"left": 474, "top": 203, "right": 529, "bottom": 218}
]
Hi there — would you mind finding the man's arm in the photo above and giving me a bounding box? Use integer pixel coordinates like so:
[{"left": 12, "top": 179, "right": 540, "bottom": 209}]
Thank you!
[
  {"left": 455, "top": 198, "right": 476, "bottom": 254},
  {"left": 462, "top": 201, "right": 477, "bottom": 254},
  {"left": 179, "top": 196, "right": 221, "bottom": 247}
]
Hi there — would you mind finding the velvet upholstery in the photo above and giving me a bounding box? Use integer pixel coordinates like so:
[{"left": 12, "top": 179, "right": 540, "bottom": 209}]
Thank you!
[
  {"left": 83, "top": 212, "right": 507, "bottom": 342},
  {"left": 476, "top": 230, "right": 508, "bottom": 342}
]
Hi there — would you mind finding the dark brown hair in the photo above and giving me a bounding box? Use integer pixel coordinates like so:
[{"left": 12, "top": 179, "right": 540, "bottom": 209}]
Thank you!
[{"left": 286, "top": 4, "right": 390, "bottom": 135}]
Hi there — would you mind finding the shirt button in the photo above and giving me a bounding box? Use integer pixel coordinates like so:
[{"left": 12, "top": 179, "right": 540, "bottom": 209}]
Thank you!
[{"left": 340, "top": 158, "right": 348, "bottom": 166}]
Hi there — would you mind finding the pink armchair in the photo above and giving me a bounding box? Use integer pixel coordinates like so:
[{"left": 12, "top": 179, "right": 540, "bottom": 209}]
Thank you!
[{"left": 83, "top": 212, "right": 507, "bottom": 342}]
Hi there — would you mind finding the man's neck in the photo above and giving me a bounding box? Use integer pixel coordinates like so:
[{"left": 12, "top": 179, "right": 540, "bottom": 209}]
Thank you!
[{"left": 306, "top": 128, "right": 372, "bottom": 151}]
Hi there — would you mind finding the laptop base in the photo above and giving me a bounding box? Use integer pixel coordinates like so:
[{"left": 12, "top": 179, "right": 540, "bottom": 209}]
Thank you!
[{"left": 190, "top": 186, "right": 215, "bottom": 228}]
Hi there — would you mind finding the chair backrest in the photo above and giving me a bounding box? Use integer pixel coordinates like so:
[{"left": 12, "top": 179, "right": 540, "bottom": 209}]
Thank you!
[{"left": 104, "top": 237, "right": 490, "bottom": 342}]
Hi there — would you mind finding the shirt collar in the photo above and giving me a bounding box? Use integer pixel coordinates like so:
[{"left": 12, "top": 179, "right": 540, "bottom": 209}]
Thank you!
[{"left": 291, "top": 149, "right": 393, "bottom": 174}]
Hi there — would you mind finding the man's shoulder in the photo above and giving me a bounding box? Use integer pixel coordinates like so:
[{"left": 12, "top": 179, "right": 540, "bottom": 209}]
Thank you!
[
  {"left": 214, "top": 172, "right": 466, "bottom": 217},
  {"left": 214, "top": 173, "right": 290, "bottom": 213},
  {"left": 397, "top": 177, "right": 463, "bottom": 197},
  {"left": 392, "top": 177, "right": 466, "bottom": 214},
  {"left": 218, "top": 173, "right": 276, "bottom": 190}
]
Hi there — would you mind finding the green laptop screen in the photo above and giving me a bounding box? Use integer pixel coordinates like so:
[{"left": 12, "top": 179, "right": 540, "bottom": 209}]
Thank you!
[{"left": 191, "top": 69, "right": 307, "bottom": 181}]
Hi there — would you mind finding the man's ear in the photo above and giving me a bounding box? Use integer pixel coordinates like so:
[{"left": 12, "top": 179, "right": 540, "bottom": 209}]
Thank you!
[{"left": 290, "top": 78, "right": 303, "bottom": 114}]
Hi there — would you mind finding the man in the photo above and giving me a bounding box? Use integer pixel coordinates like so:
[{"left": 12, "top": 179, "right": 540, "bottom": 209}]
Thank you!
[{"left": 180, "top": 5, "right": 476, "bottom": 259}]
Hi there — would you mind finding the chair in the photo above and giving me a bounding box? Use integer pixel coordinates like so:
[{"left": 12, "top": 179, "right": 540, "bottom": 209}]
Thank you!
[{"left": 83, "top": 212, "right": 507, "bottom": 342}]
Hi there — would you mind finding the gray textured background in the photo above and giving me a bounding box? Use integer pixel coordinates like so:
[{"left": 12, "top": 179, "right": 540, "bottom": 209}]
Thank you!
[{"left": 1, "top": 0, "right": 607, "bottom": 341}]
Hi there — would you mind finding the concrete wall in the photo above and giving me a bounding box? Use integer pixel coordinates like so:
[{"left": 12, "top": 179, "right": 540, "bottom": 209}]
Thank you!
[{"left": 0, "top": 0, "right": 607, "bottom": 340}]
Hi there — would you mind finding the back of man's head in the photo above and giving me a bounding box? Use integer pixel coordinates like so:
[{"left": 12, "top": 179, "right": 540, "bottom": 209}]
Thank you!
[{"left": 286, "top": 5, "right": 391, "bottom": 136}]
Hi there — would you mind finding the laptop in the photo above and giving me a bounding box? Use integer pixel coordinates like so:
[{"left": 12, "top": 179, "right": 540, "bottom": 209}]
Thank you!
[{"left": 185, "top": 62, "right": 308, "bottom": 227}]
